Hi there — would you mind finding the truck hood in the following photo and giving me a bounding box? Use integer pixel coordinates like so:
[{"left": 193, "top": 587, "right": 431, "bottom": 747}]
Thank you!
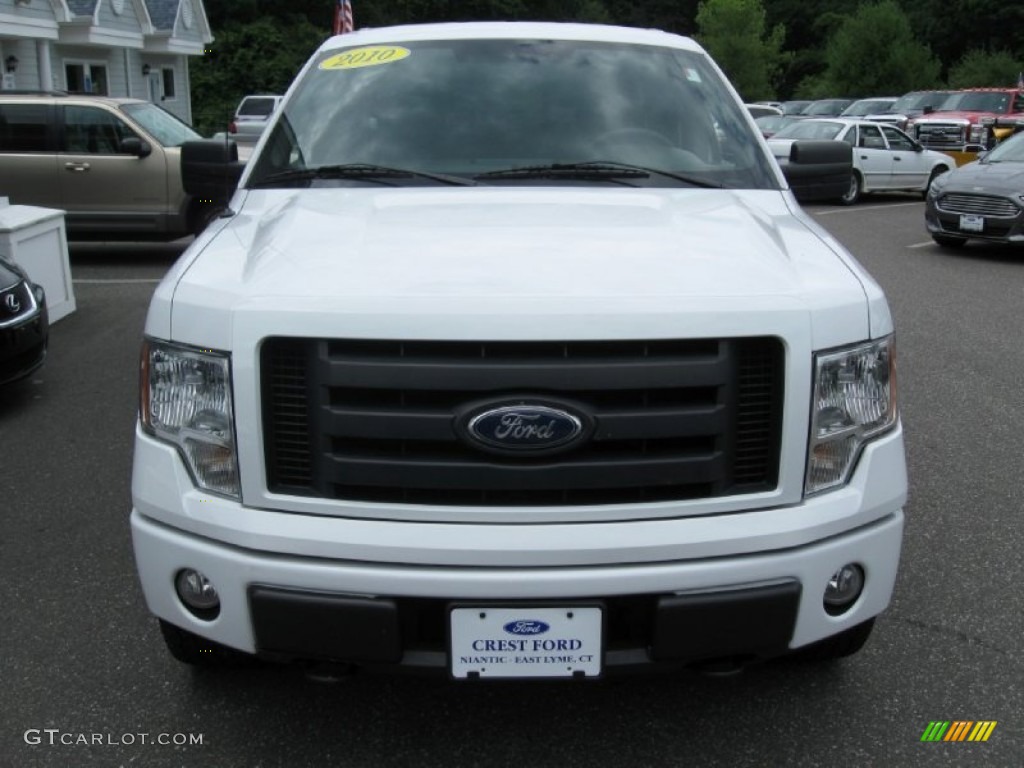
[
  {"left": 156, "top": 187, "right": 878, "bottom": 349},
  {"left": 913, "top": 111, "right": 991, "bottom": 123}
]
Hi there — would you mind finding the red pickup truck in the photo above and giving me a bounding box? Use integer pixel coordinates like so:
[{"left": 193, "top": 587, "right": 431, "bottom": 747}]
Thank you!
[{"left": 906, "top": 87, "right": 1024, "bottom": 165}]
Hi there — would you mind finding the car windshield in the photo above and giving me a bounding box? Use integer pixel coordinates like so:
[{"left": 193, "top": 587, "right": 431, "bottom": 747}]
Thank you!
[
  {"left": 771, "top": 121, "right": 844, "bottom": 140},
  {"left": 939, "top": 92, "right": 1011, "bottom": 113},
  {"left": 983, "top": 131, "right": 1024, "bottom": 162},
  {"left": 841, "top": 99, "right": 894, "bottom": 116},
  {"left": 247, "top": 38, "right": 780, "bottom": 190},
  {"left": 120, "top": 102, "right": 201, "bottom": 147},
  {"left": 802, "top": 101, "right": 848, "bottom": 116},
  {"left": 237, "top": 97, "right": 279, "bottom": 117},
  {"left": 891, "top": 91, "right": 948, "bottom": 112}
]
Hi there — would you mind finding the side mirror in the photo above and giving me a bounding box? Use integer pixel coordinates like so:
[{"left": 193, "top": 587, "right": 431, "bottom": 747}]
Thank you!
[
  {"left": 779, "top": 140, "right": 853, "bottom": 202},
  {"left": 181, "top": 139, "right": 245, "bottom": 211},
  {"left": 120, "top": 137, "right": 152, "bottom": 158}
]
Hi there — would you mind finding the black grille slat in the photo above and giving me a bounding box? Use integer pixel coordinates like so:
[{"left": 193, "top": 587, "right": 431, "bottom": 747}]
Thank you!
[
  {"left": 321, "top": 357, "right": 730, "bottom": 391},
  {"left": 261, "top": 337, "right": 783, "bottom": 506},
  {"left": 321, "top": 452, "right": 725, "bottom": 491},
  {"left": 320, "top": 404, "right": 727, "bottom": 442}
]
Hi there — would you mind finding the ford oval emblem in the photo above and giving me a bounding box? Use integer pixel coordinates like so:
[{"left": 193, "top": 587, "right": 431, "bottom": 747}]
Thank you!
[
  {"left": 503, "top": 620, "right": 550, "bottom": 636},
  {"left": 465, "top": 403, "right": 587, "bottom": 453}
]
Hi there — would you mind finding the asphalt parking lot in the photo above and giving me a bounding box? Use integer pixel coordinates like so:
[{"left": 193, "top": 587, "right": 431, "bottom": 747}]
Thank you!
[{"left": 1, "top": 196, "right": 1022, "bottom": 767}]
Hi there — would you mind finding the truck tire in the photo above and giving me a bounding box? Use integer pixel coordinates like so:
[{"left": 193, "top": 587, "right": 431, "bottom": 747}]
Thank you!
[
  {"left": 792, "top": 618, "right": 875, "bottom": 662},
  {"left": 159, "top": 619, "right": 258, "bottom": 668}
]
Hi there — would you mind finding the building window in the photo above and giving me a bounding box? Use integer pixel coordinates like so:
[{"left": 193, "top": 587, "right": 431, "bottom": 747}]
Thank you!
[
  {"left": 65, "top": 63, "right": 109, "bottom": 95},
  {"left": 161, "top": 68, "right": 176, "bottom": 100}
]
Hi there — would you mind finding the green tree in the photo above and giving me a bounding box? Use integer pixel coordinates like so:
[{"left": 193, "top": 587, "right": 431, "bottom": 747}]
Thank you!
[
  {"left": 817, "top": 1, "right": 941, "bottom": 97},
  {"left": 695, "top": 0, "right": 786, "bottom": 100},
  {"left": 190, "top": 17, "right": 325, "bottom": 136},
  {"left": 947, "top": 49, "right": 1024, "bottom": 88}
]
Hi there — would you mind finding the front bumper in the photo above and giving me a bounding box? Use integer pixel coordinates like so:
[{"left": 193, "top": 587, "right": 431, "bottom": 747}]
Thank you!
[
  {"left": 925, "top": 201, "right": 1024, "bottom": 244},
  {"left": 131, "top": 426, "right": 906, "bottom": 673}
]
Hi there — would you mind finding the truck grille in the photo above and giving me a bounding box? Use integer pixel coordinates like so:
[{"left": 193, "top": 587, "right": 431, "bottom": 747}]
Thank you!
[
  {"left": 915, "top": 123, "right": 965, "bottom": 149},
  {"left": 937, "top": 194, "right": 1020, "bottom": 218},
  {"left": 262, "top": 337, "right": 784, "bottom": 506}
]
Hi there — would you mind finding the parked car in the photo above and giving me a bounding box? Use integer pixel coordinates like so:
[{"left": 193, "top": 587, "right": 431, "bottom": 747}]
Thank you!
[
  {"left": 798, "top": 99, "right": 856, "bottom": 117},
  {"left": 864, "top": 90, "right": 954, "bottom": 130},
  {"left": 745, "top": 103, "right": 782, "bottom": 119},
  {"left": 905, "top": 87, "right": 1024, "bottom": 166},
  {"left": 229, "top": 94, "right": 283, "bottom": 146},
  {"left": 0, "top": 254, "right": 48, "bottom": 386},
  {"left": 779, "top": 100, "right": 813, "bottom": 115},
  {"left": 754, "top": 114, "right": 801, "bottom": 138},
  {"left": 924, "top": 130, "right": 1024, "bottom": 248},
  {"left": 840, "top": 97, "right": 897, "bottom": 117},
  {"left": 768, "top": 118, "right": 954, "bottom": 204},
  {"left": 0, "top": 93, "right": 212, "bottom": 240}
]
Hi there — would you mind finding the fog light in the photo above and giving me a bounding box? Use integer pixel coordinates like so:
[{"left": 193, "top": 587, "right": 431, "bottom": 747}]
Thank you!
[
  {"left": 823, "top": 564, "right": 864, "bottom": 616},
  {"left": 175, "top": 568, "right": 220, "bottom": 619}
]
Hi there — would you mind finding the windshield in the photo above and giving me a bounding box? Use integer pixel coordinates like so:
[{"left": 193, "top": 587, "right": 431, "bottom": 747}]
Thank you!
[
  {"left": 237, "top": 97, "right": 279, "bottom": 117},
  {"left": 984, "top": 131, "right": 1024, "bottom": 162},
  {"left": 801, "top": 100, "right": 849, "bottom": 116},
  {"left": 248, "top": 38, "right": 779, "bottom": 190},
  {"left": 120, "top": 102, "right": 201, "bottom": 147},
  {"left": 939, "top": 91, "right": 1011, "bottom": 113},
  {"left": 771, "top": 121, "right": 844, "bottom": 140},
  {"left": 841, "top": 99, "right": 894, "bottom": 116},
  {"left": 891, "top": 91, "right": 946, "bottom": 112}
]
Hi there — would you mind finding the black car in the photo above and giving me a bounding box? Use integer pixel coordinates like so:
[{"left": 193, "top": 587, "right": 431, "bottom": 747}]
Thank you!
[
  {"left": 0, "top": 255, "right": 48, "bottom": 386},
  {"left": 925, "top": 130, "right": 1024, "bottom": 248}
]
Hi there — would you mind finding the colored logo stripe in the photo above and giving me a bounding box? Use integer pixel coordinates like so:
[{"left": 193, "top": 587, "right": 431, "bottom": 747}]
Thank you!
[
  {"left": 968, "top": 722, "right": 997, "bottom": 742},
  {"left": 920, "top": 721, "right": 997, "bottom": 742}
]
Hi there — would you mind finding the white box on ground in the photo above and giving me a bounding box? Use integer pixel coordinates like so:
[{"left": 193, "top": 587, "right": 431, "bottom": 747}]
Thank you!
[{"left": 0, "top": 200, "right": 76, "bottom": 323}]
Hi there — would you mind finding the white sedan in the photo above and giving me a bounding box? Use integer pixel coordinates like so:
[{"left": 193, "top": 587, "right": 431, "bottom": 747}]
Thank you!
[{"left": 767, "top": 118, "right": 954, "bottom": 204}]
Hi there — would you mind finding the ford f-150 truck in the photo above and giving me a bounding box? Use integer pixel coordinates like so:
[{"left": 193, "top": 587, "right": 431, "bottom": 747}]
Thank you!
[
  {"left": 907, "top": 87, "right": 1024, "bottom": 165},
  {"left": 131, "top": 22, "right": 906, "bottom": 680}
]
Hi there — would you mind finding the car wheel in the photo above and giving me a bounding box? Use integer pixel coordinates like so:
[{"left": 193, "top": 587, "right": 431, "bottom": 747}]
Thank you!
[
  {"left": 792, "top": 618, "right": 875, "bottom": 662},
  {"left": 159, "top": 619, "right": 259, "bottom": 668},
  {"left": 838, "top": 172, "right": 861, "bottom": 205},
  {"left": 932, "top": 234, "right": 968, "bottom": 249},
  {"left": 922, "top": 166, "right": 949, "bottom": 199}
]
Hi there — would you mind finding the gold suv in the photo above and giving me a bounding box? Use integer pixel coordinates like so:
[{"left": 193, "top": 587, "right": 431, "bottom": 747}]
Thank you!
[{"left": 0, "top": 92, "right": 211, "bottom": 241}]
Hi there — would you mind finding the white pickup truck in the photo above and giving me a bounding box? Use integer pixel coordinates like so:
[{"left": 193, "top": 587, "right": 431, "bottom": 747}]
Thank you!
[{"left": 132, "top": 21, "right": 906, "bottom": 679}]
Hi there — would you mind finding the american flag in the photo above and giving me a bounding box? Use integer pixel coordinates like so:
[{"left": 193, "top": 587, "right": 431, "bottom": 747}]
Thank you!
[{"left": 333, "top": 1, "right": 354, "bottom": 35}]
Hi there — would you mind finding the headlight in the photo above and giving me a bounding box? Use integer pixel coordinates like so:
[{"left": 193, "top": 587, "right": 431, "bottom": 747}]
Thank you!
[
  {"left": 927, "top": 173, "right": 946, "bottom": 199},
  {"left": 140, "top": 339, "right": 240, "bottom": 498},
  {"left": 806, "top": 337, "right": 897, "bottom": 495}
]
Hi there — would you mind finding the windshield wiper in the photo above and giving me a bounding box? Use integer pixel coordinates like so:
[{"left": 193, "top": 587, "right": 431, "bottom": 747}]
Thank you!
[
  {"left": 249, "top": 163, "right": 475, "bottom": 188},
  {"left": 475, "top": 161, "right": 723, "bottom": 188}
]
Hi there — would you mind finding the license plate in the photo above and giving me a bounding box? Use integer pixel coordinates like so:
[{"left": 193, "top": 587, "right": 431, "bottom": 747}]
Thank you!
[
  {"left": 450, "top": 606, "right": 602, "bottom": 679},
  {"left": 960, "top": 214, "right": 984, "bottom": 233}
]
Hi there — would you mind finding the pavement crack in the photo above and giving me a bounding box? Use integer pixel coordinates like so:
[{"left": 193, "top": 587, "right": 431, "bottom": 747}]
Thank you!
[{"left": 891, "top": 616, "right": 1022, "bottom": 665}]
